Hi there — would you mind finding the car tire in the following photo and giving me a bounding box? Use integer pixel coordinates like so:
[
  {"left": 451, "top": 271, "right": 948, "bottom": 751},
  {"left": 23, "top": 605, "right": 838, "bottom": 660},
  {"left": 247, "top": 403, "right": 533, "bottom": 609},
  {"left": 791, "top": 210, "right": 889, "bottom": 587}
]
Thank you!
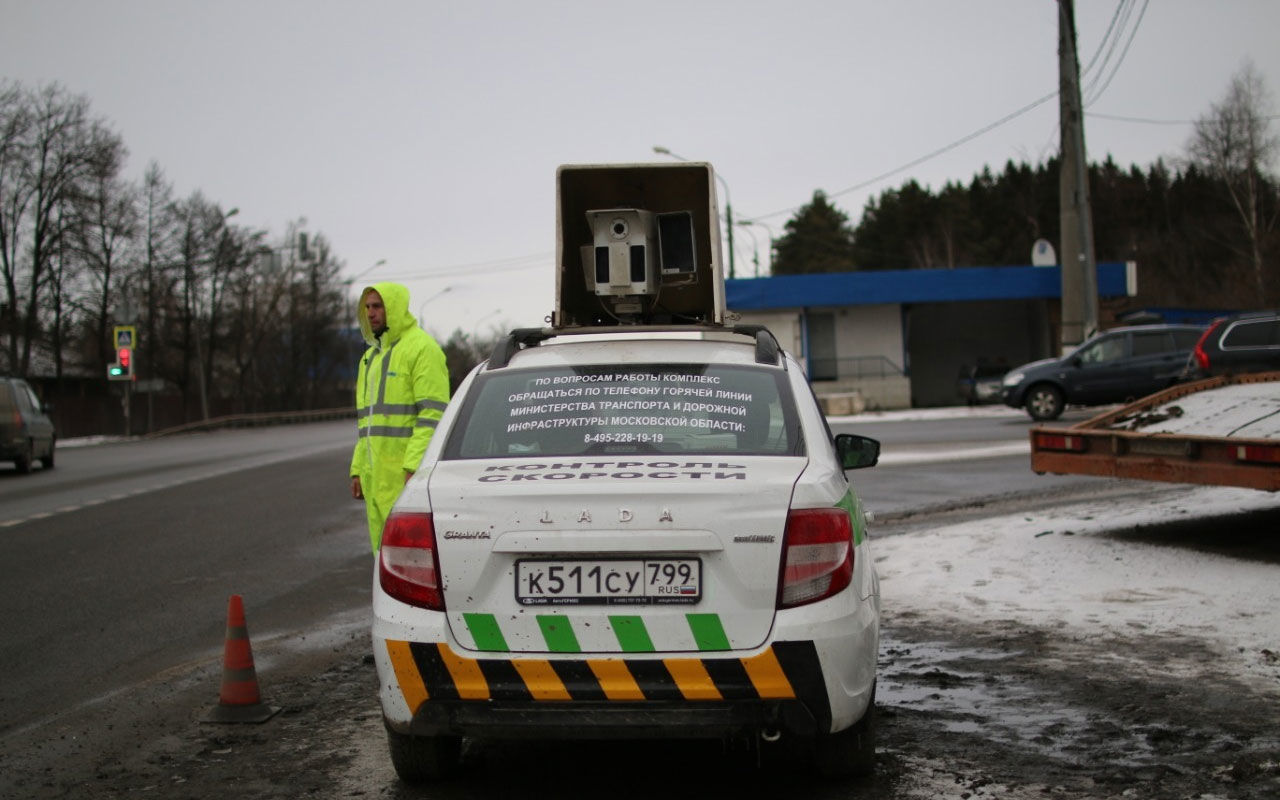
[
  {"left": 14, "top": 439, "right": 33, "bottom": 474},
  {"left": 40, "top": 439, "right": 55, "bottom": 470},
  {"left": 813, "top": 691, "right": 877, "bottom": 778},
  {"left": 1025, "top": 384, "right": 1064, "bottom": 421},
  {"left": 385, "top": 728, "right": 461, "bottom": 783}
]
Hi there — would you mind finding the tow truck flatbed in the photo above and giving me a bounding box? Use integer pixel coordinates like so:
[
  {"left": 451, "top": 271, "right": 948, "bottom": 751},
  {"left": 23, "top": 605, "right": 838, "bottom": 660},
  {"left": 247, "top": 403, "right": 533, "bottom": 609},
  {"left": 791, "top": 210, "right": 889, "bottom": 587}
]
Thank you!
[{"left": 1029, "top": 371, "right": 1280, "bottom": 491}]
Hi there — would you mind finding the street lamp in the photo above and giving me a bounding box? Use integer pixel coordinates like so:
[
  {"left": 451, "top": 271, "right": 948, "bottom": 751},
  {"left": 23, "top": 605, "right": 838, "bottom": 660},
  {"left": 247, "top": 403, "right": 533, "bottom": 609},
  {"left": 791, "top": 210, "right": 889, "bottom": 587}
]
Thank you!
[
  {"left": 346, "top": 258, "right": 387, "bottom": 287},
  {"left": 418, "top": 285, "right": 454, "bottom": 329},
  {"left": 737, "top": 219, "right": 776, "bottom": 277},
  {"left": 735, "top": 223, "right": 760, "bottom": 278},
  {"left": 652, "top": 145, "right": 736, "bottom": 279}
]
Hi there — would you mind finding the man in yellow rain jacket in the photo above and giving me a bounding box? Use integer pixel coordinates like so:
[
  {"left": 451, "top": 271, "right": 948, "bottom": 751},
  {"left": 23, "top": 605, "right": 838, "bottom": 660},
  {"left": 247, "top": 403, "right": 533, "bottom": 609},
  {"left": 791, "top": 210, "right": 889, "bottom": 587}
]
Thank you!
[{"left": 349, "top": 282, "right": 450, "bottom": 552}]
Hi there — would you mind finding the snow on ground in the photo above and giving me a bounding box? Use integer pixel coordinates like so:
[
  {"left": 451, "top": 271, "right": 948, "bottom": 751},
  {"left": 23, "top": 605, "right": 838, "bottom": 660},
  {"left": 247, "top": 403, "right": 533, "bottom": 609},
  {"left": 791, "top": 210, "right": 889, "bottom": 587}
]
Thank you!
[{"left": 872, "top": 484, "right": 1280, "bottom": 690}]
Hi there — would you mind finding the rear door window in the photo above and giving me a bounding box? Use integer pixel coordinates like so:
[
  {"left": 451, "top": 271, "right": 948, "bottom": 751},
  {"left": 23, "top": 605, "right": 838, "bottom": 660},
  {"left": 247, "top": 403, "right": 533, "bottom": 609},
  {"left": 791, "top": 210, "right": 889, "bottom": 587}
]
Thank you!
[
  {"left": 444, "top": 363, "right": 803, "bottom": 459},
  {"left": 1130, "top": 331, "right": 1174, "bottom": 357},
  {"left": 1222, "top": 320, "right": 1279, "bottom": 348},
  {"left": 1077, "top": 335, "right": 1126, "bottom": 365},
  {"left": 20, "top": 384, "right": 41, "bottom": 413}
]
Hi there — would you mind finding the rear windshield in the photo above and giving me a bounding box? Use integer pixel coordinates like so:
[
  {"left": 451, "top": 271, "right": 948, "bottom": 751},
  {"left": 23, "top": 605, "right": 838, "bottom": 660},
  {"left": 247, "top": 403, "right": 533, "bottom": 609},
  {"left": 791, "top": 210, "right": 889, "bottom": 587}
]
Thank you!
[{"left": 443, "top": 363, "right": 804, "bottom": 459}]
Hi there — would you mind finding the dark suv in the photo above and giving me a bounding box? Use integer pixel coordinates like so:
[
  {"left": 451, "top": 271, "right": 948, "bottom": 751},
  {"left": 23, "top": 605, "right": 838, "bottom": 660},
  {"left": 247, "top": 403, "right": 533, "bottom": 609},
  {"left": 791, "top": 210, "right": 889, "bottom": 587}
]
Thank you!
[
  {"left": 1186, "top": 310, "right": 1280, "bottom": 379},
  {"left": 1001, "top": 324, "right": 1205, "bottom": 421},
  {"left": 0, "top": 377, "right": 56, "bottom": 473}
]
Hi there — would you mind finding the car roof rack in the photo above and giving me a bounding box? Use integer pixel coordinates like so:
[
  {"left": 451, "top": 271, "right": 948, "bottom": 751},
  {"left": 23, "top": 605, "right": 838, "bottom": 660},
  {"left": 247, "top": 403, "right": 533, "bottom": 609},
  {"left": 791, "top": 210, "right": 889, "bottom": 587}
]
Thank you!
[{"left": 486, "top": 324, "right": 784, "bottom": 370}]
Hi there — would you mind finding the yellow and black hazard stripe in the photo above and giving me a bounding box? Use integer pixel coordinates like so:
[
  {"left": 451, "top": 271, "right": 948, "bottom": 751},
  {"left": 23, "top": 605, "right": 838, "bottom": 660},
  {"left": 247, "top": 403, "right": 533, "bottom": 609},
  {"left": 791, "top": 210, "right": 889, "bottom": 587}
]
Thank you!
[{"left": 386, "top": 639, "right": 831, "bottom": 730}]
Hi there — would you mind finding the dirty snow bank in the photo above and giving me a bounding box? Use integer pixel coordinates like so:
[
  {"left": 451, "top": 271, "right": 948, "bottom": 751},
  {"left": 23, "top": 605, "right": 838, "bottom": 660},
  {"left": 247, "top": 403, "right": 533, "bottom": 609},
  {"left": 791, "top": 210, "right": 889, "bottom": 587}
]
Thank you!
[{"left": 873, "top": 485, "right": 1280, "bottom": 690}]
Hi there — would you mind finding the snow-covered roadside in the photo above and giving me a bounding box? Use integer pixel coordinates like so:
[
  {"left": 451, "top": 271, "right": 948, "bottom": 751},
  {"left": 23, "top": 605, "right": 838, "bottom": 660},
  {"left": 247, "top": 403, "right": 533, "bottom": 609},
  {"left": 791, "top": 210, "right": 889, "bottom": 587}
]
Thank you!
[{"left": 872, "top": 484, "right": 1280, "bottom": 691}]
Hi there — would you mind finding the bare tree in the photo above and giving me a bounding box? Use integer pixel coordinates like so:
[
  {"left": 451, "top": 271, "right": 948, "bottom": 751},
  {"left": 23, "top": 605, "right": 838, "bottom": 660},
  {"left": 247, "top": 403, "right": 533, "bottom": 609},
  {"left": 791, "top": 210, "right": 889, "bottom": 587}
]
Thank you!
[
  {"left": 1187, "top": 60, "right": 1280, "bottom": 302},
  {"left": 0, "top": 82, "right": 124, "bottom": 375},
  {"left": 68, "top": 136, "right": 135, "bottom": 377},
  {"left": 0, "top": 81, "right": 33, "bottom": 374}
]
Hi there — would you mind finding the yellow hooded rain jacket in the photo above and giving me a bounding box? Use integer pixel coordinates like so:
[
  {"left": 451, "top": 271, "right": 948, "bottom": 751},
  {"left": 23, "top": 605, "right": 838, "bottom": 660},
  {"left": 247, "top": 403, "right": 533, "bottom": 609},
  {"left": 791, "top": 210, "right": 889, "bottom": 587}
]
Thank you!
[{"left": 349, "top": 282, "right": 450, "bottom": 551}]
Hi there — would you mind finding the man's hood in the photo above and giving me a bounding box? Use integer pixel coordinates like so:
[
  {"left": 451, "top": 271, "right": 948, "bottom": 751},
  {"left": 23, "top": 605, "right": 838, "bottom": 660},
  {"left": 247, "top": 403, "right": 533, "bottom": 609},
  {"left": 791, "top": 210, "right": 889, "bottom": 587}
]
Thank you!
[{"left": 357, "top": 282, "right": 418, "bottom": 346}]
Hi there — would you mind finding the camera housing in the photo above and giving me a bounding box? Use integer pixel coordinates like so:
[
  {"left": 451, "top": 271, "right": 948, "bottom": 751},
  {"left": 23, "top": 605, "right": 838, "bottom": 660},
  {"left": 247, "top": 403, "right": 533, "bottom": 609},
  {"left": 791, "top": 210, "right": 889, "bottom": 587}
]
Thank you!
[
  {"left": 556, "top": 163, "right": 724, "bottom": 327},
  {"left": 581, "top": 209, "right": 660, "bottom": 305}
]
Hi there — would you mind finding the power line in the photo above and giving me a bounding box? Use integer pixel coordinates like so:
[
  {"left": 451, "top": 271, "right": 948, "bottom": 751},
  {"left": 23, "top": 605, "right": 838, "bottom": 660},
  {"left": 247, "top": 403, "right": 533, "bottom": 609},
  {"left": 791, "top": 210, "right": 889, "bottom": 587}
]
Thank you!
[
  {"left": 1084, "top": 0, "right": 1149, "bottom": 107},
  {"left": 1088, "top": 111, "right": 1280, "bottom": 125},
  {"left": 745, "top": 1, "right": 1151, "bottom": 225},
  {"left": 1079, "top": 0, "right": 1132, "bottom": 85},
  {"left": 747, "top": 90, "right": 1060, "bottom": 223}
]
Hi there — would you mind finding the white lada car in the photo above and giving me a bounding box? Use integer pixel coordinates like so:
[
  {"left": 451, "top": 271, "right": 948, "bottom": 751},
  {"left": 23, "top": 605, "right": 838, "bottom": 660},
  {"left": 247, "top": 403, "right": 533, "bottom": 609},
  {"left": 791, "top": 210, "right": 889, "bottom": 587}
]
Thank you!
[{"left": 373, "top": 324, "right": 881, "bottom": 782}]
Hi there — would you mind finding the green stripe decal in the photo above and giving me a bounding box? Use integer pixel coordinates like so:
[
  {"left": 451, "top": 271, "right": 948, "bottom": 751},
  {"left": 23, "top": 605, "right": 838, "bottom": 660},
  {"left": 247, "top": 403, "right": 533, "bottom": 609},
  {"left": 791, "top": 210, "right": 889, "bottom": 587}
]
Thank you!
[
  {"left": 609, "top": 616, "right": 655, "bottom": 652},
  {"left": 836, "top": 489, "right": 863, "bottom": 545},
  {"left": 463, "top": 613, "right": 509, "bottom": 652},
  {"left": 686, "top": 614, "right": 731, "bottom": 651},
  {"left": 536, "top": 615, "right": 581, "bottom": 653}
]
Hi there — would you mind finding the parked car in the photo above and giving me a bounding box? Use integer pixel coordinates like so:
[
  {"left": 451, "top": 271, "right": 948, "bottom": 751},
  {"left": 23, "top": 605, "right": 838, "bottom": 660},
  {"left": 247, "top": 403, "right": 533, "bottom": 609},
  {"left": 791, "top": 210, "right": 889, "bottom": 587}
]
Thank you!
[
  {"left": 373, "top": 325, "right": 882, "bottom": 782},
  {"left": 0, "top": 376, "right": 56, "bottom": 473},
  {"left": 956, "top": 361, "right": 1009, "bottom": 405},
  {"left": 1185, "top": 310, "right": 1280, "bottom": 379},
  {"left": 1001, "top": 324, "right": 1205, "bottom": 421}
]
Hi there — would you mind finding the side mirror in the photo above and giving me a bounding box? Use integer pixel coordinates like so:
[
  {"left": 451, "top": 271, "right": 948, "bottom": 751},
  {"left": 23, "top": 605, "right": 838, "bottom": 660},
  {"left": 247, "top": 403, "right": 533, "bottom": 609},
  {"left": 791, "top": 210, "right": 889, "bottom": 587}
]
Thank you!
[{"left": 835, "top": 433, "right": 880, "bottom": 470}]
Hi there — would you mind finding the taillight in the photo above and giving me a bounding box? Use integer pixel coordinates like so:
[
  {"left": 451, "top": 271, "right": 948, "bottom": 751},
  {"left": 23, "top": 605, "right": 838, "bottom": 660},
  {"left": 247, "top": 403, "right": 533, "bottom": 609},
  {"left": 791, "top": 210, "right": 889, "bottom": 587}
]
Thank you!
[
  {"left": 1033, "top": 432, "right": 1088, "bottom": 452},
  {"left": 379, "top": 512, "right": 445, "bottom": 610},
  {"left": 778, "top": 508, "right": 854, "bottom": 609},
  {"left": 1192, "top": 321, "right": 1222, "bottom": 371},
  {"left": 1237, "top": 444, "right": 1280, "bottom": 464}
]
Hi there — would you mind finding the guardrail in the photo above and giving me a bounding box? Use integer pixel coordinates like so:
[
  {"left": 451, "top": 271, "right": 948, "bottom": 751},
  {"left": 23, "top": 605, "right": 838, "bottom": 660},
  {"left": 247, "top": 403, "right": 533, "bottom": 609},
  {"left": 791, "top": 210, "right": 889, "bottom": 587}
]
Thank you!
[{"left": 145, "top": 407, "right": 355, "bottom": 439}]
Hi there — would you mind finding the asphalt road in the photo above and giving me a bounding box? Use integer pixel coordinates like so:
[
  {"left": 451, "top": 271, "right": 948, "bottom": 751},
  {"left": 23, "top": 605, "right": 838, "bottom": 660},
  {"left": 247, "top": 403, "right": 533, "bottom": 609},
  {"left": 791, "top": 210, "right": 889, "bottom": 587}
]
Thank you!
[
  {"left": 830, "top": 405, "right": 1111, "bottom": 517},
  {"left": 0, "top": 410, "right": 1096, "bottom": 742},
  {"left": 0, "top": 421, "right": 369, "bottom": 739}
]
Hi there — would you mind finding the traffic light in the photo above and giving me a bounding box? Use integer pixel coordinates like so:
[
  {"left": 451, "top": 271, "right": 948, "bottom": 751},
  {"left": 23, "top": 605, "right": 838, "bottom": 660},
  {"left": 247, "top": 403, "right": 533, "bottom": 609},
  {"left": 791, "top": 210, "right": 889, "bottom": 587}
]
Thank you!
[{"left": 108, "top": 346, "right": 133, "bottom": 380}]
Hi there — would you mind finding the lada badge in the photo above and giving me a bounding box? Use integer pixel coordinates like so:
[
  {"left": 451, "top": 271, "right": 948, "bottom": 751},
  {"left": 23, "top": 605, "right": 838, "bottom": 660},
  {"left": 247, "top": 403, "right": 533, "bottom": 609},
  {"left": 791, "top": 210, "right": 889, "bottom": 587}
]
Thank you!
[{"left": 537, "top": 508, "right": 676, "bottom": 524}]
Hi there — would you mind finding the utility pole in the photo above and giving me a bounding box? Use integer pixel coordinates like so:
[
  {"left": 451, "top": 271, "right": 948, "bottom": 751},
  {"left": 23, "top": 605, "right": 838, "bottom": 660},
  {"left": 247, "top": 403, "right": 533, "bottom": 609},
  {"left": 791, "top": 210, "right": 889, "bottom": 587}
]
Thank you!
[{"left": 1057, "top": 0, "right": 1099, "bottom": 352}]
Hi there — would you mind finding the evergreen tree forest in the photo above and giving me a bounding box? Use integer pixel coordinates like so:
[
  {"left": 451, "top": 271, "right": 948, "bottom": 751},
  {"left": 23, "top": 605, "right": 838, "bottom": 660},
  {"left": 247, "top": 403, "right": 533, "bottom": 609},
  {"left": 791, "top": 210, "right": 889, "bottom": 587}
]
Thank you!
[{"left": 836, "top": 157, "right": 1278, "bottom": 310}]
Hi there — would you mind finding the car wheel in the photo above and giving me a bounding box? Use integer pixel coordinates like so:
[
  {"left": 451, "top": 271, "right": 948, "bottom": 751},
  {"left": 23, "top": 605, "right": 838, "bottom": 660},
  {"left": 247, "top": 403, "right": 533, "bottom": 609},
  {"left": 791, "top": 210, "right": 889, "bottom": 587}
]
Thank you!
[
  {"left": 385, "top": 728, "right": 461, "bottom": 783},
  {"left": 40, "top": 439, "right": 55, "bottom": 469},
  {"left": 14, "top": 439, "right": 33, "bottom": 474},
  {"left": 1025, "top": 384, "right": 1064, "bottom": 421},
  {"left": 813, "top": 692, "right": 877, "bottom": 778}
]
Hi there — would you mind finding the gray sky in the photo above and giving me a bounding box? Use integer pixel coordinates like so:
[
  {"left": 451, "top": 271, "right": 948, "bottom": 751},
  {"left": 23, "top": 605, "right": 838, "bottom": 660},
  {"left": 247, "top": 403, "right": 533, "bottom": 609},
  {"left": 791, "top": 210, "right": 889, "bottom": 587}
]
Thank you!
[{"left": 4, "top": 0, "right": 1279, "bottom": 338}]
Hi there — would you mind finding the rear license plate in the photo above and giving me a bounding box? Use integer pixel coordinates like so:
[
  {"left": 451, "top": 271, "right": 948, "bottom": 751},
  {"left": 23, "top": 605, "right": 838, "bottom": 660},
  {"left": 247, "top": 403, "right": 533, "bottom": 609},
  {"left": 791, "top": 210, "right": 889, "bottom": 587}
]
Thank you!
[{"left": 515, "top": 558, "right": 701, "bottom": 605}]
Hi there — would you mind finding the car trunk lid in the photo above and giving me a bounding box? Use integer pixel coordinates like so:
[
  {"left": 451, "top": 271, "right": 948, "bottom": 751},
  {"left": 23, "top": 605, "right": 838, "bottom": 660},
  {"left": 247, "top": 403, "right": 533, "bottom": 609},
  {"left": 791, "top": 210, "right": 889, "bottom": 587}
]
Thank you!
[{"left": 427, "top": 457, "right": 804, "bottom": 655}]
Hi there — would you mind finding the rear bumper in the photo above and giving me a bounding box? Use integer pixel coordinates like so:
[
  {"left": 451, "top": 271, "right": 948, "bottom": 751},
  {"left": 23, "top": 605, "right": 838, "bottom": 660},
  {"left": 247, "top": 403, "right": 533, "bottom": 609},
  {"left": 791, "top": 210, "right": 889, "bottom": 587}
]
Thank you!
[{"left": 378, "top": 639, "right": 836, "bottom": 740}]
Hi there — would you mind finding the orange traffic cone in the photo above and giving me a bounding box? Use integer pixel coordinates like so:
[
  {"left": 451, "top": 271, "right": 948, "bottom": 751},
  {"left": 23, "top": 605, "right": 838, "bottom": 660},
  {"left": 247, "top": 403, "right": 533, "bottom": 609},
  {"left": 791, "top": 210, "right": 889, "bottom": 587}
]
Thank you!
[{"left": 204, "top": 594, "right": 281, "bottom": 723}]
